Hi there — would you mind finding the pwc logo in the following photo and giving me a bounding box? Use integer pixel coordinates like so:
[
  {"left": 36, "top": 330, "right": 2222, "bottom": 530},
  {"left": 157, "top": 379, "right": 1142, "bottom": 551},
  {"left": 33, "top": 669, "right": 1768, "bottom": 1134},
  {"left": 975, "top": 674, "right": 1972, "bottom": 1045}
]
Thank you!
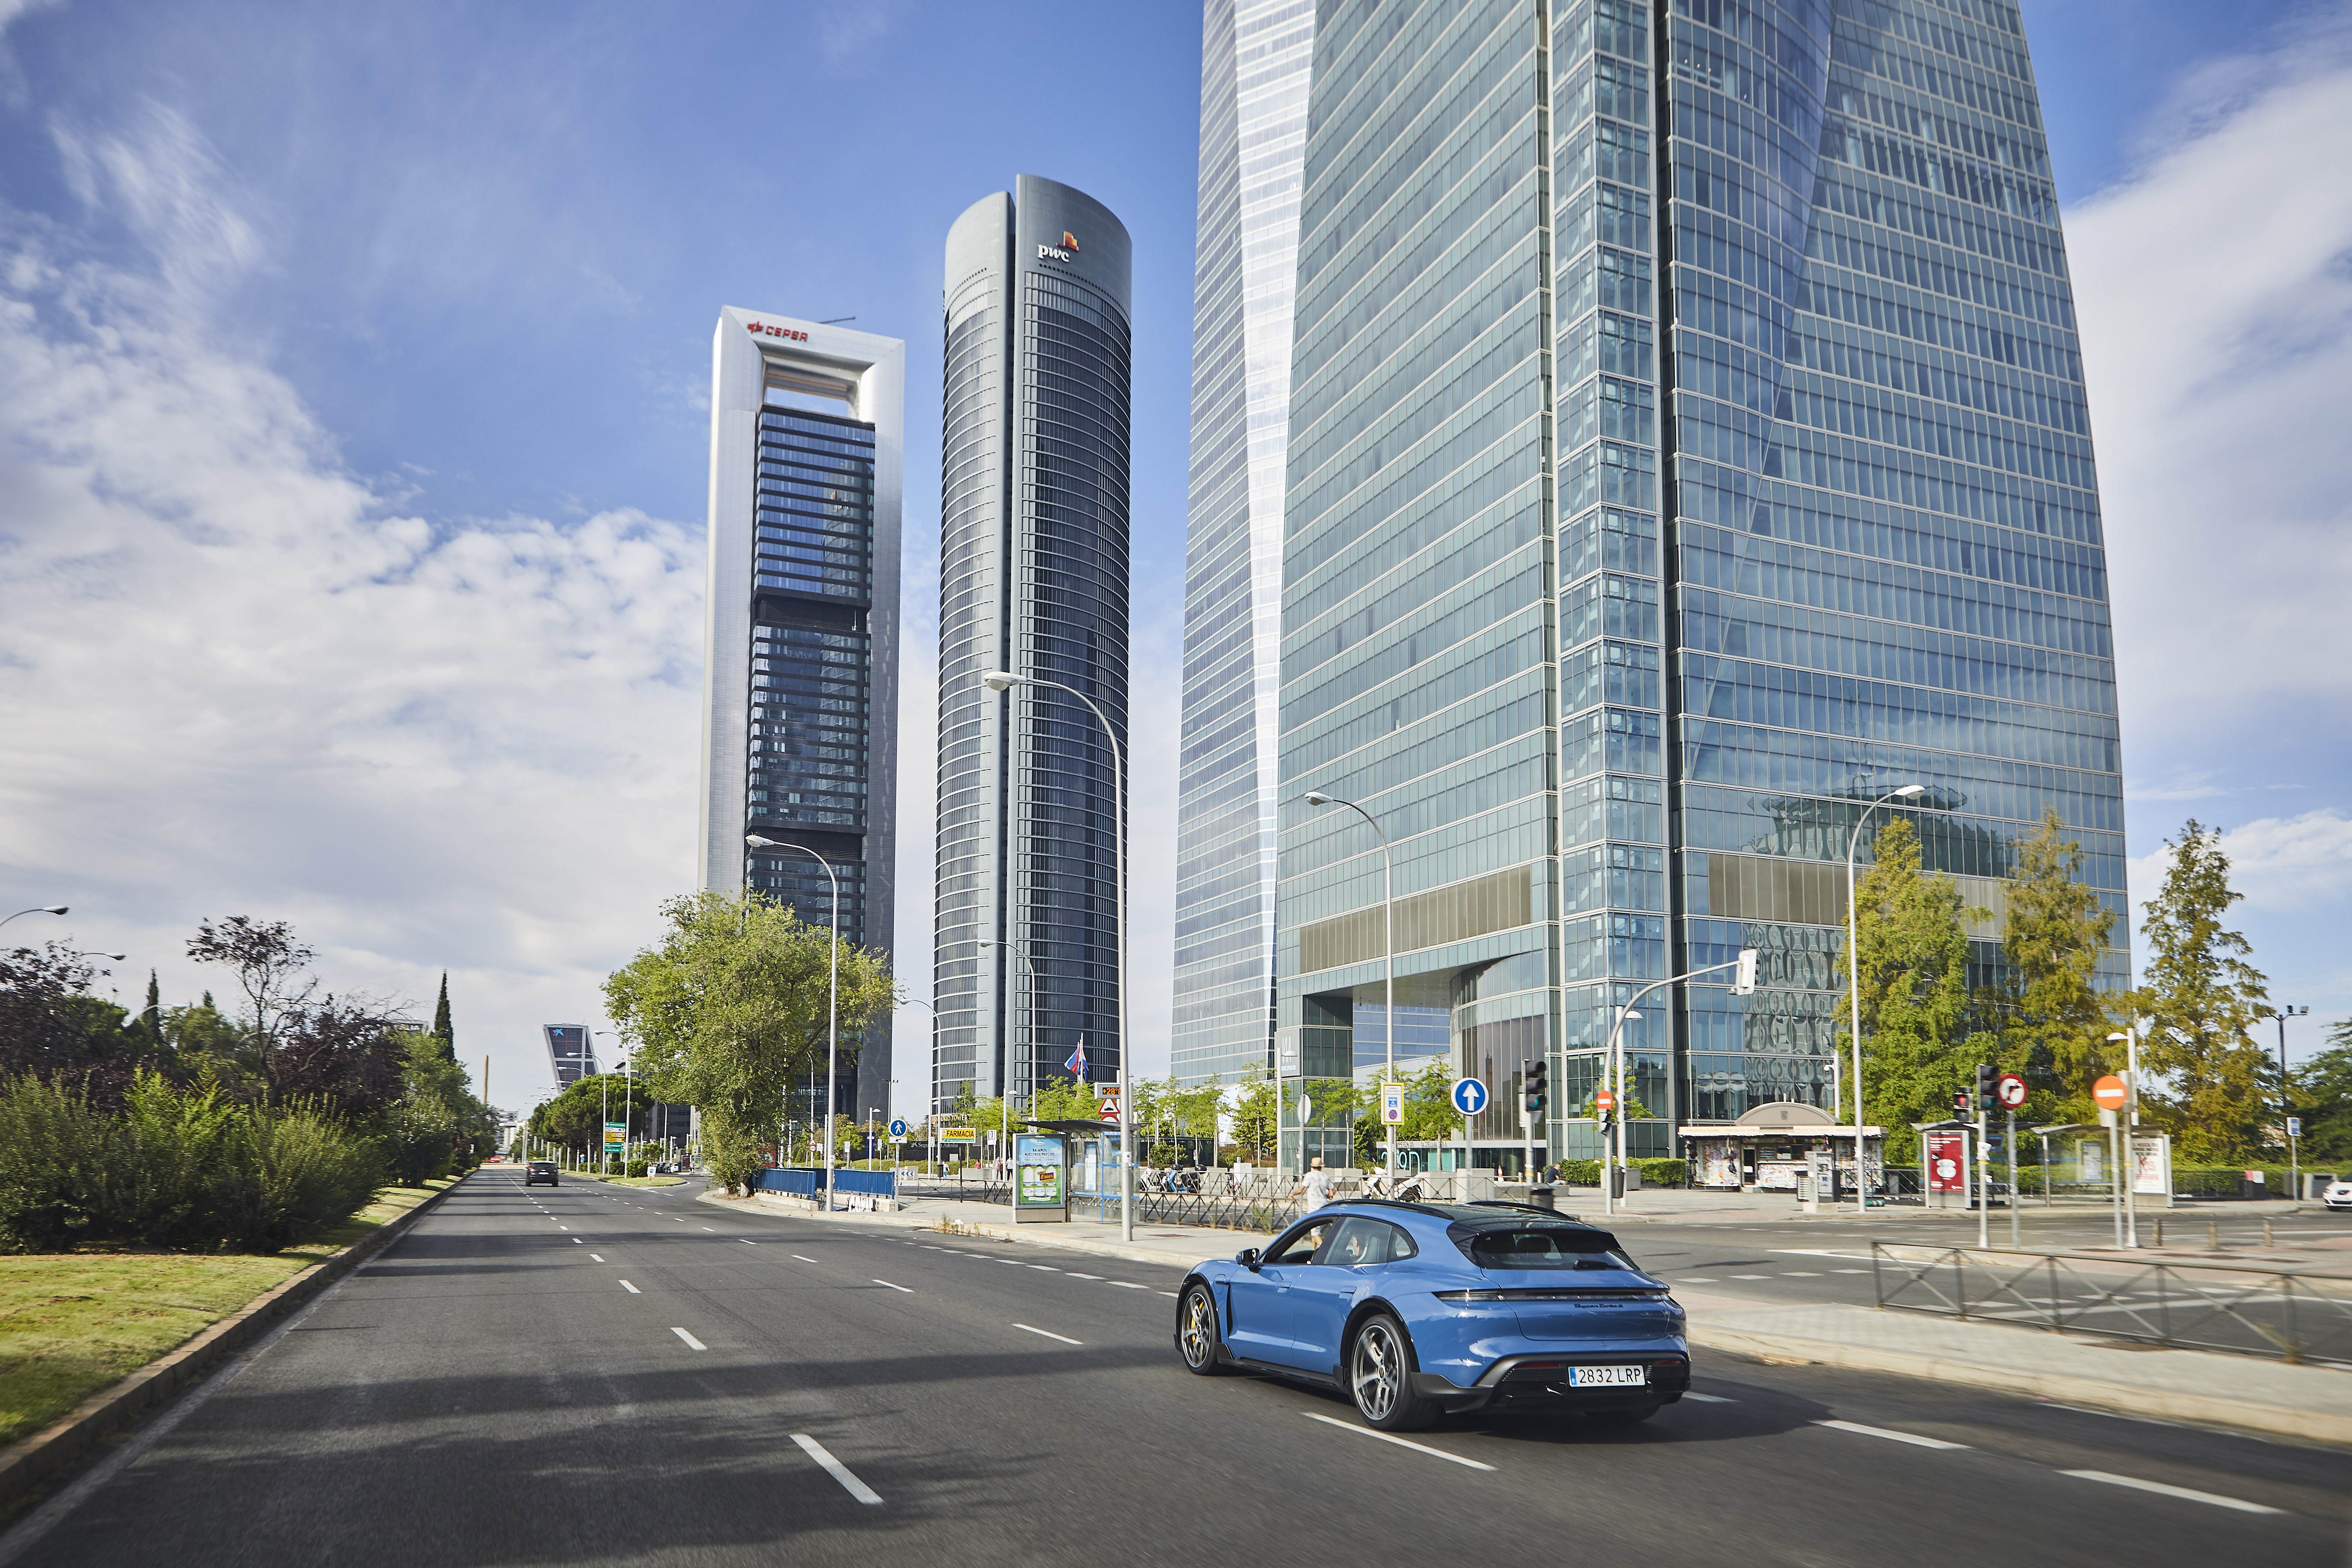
[
  {"left": 746, "top": 321, "right": 810, "bottom": 342},
  {"left": 1037, "top": 230, "right": 1080, "bottom": 263}
]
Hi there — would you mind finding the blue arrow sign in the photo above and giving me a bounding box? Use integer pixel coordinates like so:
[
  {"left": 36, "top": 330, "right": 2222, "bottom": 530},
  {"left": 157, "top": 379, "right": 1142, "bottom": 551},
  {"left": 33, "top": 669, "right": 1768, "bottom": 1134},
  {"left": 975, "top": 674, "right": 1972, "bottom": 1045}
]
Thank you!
[
  {"left": 888, "top": 1118, "right": 908, "bottom": 1140},
  {"left": 1451, "top": 1076, "right": 1489, "bottom": 1116}
]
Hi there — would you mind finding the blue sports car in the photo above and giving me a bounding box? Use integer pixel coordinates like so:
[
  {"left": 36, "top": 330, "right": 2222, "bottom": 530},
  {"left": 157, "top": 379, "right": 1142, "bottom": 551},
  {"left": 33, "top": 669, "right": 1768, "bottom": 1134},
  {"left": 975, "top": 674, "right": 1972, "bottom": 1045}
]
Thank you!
[{"left": 1173, "top": 1199, "right": 1689, "bottom": 1431}]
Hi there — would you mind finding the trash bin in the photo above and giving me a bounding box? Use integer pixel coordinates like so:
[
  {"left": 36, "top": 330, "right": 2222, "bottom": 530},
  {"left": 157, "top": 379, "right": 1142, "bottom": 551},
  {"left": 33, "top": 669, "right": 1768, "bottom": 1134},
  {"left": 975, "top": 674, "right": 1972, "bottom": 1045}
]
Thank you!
[{"left": 1529, "top": 1185, "right": 1557, "bottom": 1212}]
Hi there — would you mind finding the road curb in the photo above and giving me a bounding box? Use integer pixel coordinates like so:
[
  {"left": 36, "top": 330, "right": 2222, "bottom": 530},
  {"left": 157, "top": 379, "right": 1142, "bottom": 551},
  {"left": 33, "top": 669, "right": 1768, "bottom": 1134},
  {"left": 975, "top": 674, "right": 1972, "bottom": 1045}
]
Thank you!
[
  {"left": 1687, "top": 1321, "right": 2352, "bottom": 1449},
  {"left": 696, "top": 1188, "right": 1216, "bottom": 1271},
  {"left": 0, "top": 1172, "right": 470, "bottom": 1517}
]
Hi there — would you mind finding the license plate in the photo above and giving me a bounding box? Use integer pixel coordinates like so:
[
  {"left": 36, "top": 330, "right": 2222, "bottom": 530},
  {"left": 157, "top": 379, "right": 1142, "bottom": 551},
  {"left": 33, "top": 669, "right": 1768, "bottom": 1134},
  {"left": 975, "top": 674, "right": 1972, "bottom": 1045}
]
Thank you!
[{"left": 1569, "top": 1364, "right": 1647, "bottom": 1387}]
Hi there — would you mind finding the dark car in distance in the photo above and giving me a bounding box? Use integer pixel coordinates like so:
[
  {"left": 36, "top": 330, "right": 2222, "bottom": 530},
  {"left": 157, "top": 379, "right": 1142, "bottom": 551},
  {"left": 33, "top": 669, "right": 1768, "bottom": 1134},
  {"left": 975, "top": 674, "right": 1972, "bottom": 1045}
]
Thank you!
[{"left": 524, "top": 1160, "right": 559, "bottom": 1187}]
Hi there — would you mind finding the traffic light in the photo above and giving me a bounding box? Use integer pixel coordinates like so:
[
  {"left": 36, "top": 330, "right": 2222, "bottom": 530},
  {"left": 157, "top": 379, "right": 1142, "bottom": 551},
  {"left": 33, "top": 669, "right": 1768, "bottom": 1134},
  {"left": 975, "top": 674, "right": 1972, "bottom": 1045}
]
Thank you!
[
  {"left": 1952, "top": 1089, "right": 1970, "bottom": 1116},
  {"left": 1975, "top": 1062, "right": 1997, "bottom": 1113},
  {"left": 1523, "top": 1057, "right": 1548, "bottom": 1115},
  {"left": 1731, "top": 947, "right": 1759, "bottom": 995}
]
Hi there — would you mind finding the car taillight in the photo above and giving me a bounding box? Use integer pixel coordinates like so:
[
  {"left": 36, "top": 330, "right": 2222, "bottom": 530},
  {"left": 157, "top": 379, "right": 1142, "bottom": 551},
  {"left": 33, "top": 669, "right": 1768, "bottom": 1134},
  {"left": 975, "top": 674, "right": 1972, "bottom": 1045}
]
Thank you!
[{"left": 1433, "top": 1291, "right": 1509, "bottom": 1303}]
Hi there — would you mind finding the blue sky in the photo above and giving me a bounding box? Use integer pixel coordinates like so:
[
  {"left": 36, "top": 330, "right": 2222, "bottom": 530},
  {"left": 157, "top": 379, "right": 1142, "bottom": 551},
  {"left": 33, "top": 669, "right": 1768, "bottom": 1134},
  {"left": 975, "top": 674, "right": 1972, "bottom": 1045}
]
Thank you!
[{"left": 2, "top": 0, "right": 2348, "bottom": 1118}]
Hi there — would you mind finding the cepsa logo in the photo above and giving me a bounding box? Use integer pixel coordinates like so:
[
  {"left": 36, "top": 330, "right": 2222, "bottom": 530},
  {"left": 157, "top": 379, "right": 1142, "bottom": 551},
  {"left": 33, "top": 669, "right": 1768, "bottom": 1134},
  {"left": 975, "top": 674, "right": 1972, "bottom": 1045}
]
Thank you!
[
  {"left": 747, "top": 322, "right": 810, "bottom": 341},
  {"left": 1037, "top": 230, "right": 1079, "bottom": 263}
]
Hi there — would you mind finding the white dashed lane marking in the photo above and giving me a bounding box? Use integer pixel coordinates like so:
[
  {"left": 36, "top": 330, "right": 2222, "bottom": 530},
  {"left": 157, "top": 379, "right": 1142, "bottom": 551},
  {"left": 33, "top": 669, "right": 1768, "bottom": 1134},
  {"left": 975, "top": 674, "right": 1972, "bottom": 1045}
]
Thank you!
[
  {"left": 1814, "top": 1420, "right": 1965, "bottom": 1450},
  {"left": 1302, "top": 1412, "right": 1496, "bottom": 1471},
  {"left": 792, "top": 1434, "right": 882, "bottom": 1505},
  {"left": 1013, "top": 1323, "right": 1082, "bottom": 1345},
  {"left": 2060, "top": 1471, "right": 2283, "bottom": 1515},
  {"left": 670, "top": 1327, "right": 708, "bottom": 1351},
  {"left": 873, "top": 1279, "right": 914, "bottom": 1294},
  {"left": 619, "top": 1281, "right": 641, "bottom": 1294},
  {"left": 590, "top": 1254, "right": 605, "bottom": 1263}
]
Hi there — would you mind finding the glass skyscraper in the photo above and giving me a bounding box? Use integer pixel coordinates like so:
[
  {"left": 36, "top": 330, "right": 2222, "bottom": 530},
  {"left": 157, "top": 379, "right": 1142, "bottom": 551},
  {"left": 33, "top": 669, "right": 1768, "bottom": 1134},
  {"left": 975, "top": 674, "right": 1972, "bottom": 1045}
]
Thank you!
[
  {"left": 1171, "top": 0, "right": 1320, "bottom": 1089},
  {"left": 701, "top": 309, "right": 904, "bottom": 1130},
  {"left": 1267, "top": 0, "right": 2123, "bottom": 1171},
  {"left": 933, "top": 178, "right": 1134, "bottom": 1114}
]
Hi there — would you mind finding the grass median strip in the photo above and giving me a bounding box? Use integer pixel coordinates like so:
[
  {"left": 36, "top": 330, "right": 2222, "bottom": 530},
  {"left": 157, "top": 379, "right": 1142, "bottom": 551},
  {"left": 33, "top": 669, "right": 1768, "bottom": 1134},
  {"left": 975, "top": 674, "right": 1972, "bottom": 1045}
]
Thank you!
[{"left": 0, "top": 1177, "right": 457, "bottom": 1449}]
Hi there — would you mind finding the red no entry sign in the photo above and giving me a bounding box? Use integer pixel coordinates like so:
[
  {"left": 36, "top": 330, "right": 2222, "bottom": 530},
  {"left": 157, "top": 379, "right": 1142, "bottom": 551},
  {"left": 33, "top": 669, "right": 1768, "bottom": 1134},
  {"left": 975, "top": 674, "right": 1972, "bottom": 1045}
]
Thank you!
[{"left": 2092, "top": 1075, "right": 2129, "bottom": 1111}]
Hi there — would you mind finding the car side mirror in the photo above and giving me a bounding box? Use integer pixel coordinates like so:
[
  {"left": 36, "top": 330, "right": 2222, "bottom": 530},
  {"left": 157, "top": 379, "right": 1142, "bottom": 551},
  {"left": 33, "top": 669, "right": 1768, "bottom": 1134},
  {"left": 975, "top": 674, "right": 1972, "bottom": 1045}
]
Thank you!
[{"left": 1237, "top": 1247, "right": 1261, "bottom": 1270}]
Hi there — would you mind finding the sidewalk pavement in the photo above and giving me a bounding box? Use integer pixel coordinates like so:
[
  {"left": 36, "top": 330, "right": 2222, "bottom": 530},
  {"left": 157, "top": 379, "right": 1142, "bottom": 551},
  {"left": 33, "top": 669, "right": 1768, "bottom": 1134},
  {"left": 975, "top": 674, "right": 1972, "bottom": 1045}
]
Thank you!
[{"left": 703, "top": 1185, "right": 2352, "bottom": 1446}]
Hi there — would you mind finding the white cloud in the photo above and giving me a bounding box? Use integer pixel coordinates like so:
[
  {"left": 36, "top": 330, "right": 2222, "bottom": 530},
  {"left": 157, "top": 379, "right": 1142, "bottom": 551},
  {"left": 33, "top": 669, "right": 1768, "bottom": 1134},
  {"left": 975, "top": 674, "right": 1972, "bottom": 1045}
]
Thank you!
[
  {"left": 2071, "top": 9, "right": 2352, "bottom": 768},
  {"left": 0, "top": 104, "right": 705, "bottom": 1109},
  {"left": 2127, "top": 811, "right": 2352, "bottom": 918}
]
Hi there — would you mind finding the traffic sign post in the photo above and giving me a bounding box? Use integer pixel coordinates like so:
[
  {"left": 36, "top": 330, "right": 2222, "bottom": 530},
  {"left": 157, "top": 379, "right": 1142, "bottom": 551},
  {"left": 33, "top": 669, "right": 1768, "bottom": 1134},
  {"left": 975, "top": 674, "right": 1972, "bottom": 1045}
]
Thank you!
[
  {"left": 1996, "top": 1073, "right": 2028, "bottom": 1110},
  {"left": 1380, "top": 1084, "right": 1404, "bottom": 1126},
  {"left": 2092, "top": 1076, "right": 2129, "bottom": 1245},
  {"left": 1451, "top": 1078, "right": 1486, "bottom": 1183}
]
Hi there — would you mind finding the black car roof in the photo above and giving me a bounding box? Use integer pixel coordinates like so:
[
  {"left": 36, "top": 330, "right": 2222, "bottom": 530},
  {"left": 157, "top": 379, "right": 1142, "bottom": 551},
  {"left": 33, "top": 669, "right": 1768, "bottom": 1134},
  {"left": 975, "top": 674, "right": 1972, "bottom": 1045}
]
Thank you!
[{"left": 1315, "top": 1198, "right": 1606, "bottom": 1231}]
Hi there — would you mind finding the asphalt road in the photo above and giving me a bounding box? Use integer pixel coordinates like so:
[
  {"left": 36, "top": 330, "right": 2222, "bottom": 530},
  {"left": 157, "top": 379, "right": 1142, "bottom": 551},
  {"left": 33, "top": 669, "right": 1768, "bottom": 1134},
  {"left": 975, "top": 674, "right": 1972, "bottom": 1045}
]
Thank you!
[{"left": 7, "top": 1172, "right": 2345, "bottom": 1567}]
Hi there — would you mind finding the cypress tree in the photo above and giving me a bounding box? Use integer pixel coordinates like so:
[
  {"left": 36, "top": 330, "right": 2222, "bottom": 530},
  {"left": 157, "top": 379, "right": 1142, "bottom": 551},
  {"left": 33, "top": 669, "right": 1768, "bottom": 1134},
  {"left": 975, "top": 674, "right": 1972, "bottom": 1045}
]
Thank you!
[
  {"left": 433, "top": 972, "right": 455, "bottom": 1060},
  {"left": 142, "top": 969, "right": 162, "bottom": 1042}
]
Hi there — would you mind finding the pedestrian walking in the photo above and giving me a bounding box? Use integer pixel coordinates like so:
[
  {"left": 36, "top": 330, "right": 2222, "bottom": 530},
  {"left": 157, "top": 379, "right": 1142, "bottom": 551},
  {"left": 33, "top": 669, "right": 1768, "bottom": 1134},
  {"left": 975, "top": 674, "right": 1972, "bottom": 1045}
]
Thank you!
[{"left": 1290, "top": 1156, "right": 1333, "bottom": 1212}]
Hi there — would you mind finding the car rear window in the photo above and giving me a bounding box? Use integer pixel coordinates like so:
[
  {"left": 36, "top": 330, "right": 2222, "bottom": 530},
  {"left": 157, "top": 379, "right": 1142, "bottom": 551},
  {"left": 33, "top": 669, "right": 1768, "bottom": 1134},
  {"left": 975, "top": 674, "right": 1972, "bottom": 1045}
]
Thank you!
[{"left": 1454, "top": 1225, "right": 1635, "bottom": 1271}]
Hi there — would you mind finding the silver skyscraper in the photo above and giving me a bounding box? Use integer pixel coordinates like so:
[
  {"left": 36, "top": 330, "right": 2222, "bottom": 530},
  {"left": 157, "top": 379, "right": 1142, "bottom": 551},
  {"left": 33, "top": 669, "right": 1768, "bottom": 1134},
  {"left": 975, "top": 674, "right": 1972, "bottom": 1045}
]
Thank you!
[{"left": 1170, "top": 0, "right": 1319, "bottom": 1088}]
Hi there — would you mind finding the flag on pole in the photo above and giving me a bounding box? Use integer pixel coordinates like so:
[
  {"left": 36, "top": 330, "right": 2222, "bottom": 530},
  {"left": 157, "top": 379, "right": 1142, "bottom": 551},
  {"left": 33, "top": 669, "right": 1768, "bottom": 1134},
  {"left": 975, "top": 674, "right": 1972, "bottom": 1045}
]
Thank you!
[{"left": 1065, "top": 1036, "right": 1088, "bottom": 1080}]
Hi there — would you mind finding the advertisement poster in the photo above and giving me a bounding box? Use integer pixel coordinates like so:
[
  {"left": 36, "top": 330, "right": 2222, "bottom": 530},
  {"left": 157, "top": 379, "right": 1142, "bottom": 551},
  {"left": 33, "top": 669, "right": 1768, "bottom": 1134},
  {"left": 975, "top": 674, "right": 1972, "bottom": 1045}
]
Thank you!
[
  {"left": 1015, "top": 1134, "right": 1064, "bottom": 1209},
  {"left": 2130, "top": 1135, "right": 2169, "bottom": 1197},
  {"left": 1926, "top": 1131, "right": 1967, "bottom": 1194}
]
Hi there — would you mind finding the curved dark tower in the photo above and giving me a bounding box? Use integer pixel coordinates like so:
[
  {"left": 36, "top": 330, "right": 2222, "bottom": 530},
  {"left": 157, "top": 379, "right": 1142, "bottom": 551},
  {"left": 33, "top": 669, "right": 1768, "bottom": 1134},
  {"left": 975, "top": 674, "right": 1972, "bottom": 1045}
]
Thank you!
[{"left": 934, "top": 176, "right": 1134, "bottom": 1117}]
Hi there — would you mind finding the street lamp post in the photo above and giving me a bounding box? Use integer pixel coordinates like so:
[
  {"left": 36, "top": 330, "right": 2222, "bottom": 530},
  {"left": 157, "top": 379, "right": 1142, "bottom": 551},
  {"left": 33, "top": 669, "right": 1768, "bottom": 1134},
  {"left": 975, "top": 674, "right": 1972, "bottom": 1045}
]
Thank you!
[
  {"left": 748, "top": 833, "right": 840, "bottom": 1210},
  {"left": 2107, "top": 1027, "right": 2143, "bottom": 1247},
  {"left": 1603, "top": 950, "right": 1758, "bottom": 1217},
  {"left": 981, "top": 669, "right": 1132, "bottom": 1242},
  {"left": 1844, "top": 783, "right": 1925, "bottom": 1212},
  {"left": 2275, "top": 1005, "right": 2308, "bottom": 1204},
  {"left": 0, "top": 906, "right": 68, "bottom": 931},
  {"left": 1303, "top": 790, "right": 1398, "bottom": 1187}
]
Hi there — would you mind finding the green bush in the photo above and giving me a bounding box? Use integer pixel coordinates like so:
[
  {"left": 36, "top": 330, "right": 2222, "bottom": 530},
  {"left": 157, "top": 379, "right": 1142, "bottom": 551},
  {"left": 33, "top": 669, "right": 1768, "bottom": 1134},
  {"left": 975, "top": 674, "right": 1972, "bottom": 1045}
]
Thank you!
[
  {"left": 2173, "top": 1165, "right": 2295, "bottom": 1199},
  {"left": 0, "top": 1072, "right": 386, "bottom": 1253},
  {"left": 1534, "top": 1158, "right": 1683, "bottom": 1188},
  {"left": 0, "top": 1075, "right": 118, "bottom": 1252},
  {"left": 1634, "top": 1158, "right": 1689, "bottom": 1187},
  {"left": 378, "top": 1102, "right": 456, "bottom": 1187},
  {"left": 625, "top": 1159, "right": 650, "bottom": 1178}
]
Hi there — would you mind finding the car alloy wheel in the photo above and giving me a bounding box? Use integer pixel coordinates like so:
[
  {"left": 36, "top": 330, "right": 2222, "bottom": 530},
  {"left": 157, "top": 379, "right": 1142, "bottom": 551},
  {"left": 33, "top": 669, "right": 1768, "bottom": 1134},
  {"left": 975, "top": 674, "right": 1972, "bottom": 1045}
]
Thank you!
[
  {"left": 1178, "top": 1284, "right": 1227, "bottom": 1374},
  {"left": 1349, "top": 1313, "right": 1439, "bottom": 1431}
]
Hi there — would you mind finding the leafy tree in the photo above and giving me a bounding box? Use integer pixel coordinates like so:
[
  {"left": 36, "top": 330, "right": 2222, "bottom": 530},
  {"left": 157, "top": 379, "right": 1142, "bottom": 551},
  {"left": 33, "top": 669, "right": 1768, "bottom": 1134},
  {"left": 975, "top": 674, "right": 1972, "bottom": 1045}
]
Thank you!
[
  {"left": 186, "top": 916, "right": 317, "bottom": 1090},
  {"left": 273, "top": 999, "right": 407, "bottom": 1115},
  {"left": 1230, "top": 1061, "right": 1277, "bottom": 1162},
  {"left": 132, "top": 970, "right": 163, "bottom": 1051},
  {"left": 1393, "top": 1058, "right": 1461, "bottom": 1144},
  {"left": 1835, "top": 818, "right": 1986, "bottom": 1162},
  {"left": 2131, "top": 820, "right": 2273, "bottom": 1163},
  {"left": 2294, "top": 1022, "right": 2352, "bottom": 1169},
  {"left": 163, "top": 994, "right": 260, "bottom": 1096},
  {"left": 0, "top": 945, "right": 135, "bottom": 1105},
  {"left": 1999, "top": 807, "right": 2122, "bottom": 1122},
  {"left": 431, "top": 972, "right": 455, "bottom": 1061},
  {"left": 603, "top": 888, "right": 895, "bottom": 1195}
]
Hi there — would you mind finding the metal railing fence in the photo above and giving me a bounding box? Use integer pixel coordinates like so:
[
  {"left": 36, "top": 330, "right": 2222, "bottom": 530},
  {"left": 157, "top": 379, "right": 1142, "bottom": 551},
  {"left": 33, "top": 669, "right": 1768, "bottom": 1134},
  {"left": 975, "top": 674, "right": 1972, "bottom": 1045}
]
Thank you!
[{"left": 1871, "top": 1241, "right": 2352, "bottom": 1365}]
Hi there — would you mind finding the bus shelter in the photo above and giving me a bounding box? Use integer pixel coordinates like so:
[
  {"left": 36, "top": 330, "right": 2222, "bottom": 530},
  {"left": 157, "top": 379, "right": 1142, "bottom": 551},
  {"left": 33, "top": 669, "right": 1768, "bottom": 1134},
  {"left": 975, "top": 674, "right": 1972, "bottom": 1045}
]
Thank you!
[{"left": 1680, "top": 1102, "right": 1884, "bottom": 1196}]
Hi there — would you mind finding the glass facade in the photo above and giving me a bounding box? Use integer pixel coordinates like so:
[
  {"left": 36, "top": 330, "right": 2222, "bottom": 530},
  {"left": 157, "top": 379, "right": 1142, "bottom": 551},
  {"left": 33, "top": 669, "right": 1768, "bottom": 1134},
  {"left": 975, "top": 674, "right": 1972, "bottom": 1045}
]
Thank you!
[
  {"left": 1268, "top": 0, "right": 2124, "bottom": 1171},
  {"left": 1172, "top": 0, "right": 1319, "bottom": 1088},
  {"left": 702, "top": 312, "right": 903, "bottom": 1134},
  {"left": 935, "top": 179, "right": 1135, "bottom": 1115}
]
